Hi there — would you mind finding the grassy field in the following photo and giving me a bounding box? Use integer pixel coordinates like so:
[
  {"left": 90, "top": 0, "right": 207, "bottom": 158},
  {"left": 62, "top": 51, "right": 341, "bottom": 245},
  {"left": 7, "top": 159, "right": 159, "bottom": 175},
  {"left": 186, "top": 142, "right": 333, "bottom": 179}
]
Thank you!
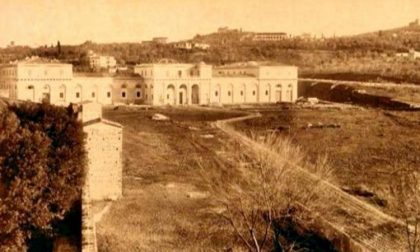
[
  {"left": 96, "top": 106, "right": 249, "bottom": 251},
  {"left": 233, "top": 105, "right": 420, "bottom": 217}
]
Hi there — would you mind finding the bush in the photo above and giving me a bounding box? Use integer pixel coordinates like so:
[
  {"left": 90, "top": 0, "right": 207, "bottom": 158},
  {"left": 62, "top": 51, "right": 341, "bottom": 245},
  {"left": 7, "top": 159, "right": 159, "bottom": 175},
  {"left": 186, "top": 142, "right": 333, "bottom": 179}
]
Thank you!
[{"left": 0, "top": 102, "right": 86, "bottom": 251}]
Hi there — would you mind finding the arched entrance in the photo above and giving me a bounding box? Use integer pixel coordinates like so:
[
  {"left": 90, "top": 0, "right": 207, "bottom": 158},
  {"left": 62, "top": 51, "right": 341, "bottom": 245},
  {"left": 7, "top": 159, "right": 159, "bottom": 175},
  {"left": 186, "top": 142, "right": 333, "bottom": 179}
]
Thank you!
[
  {"left": 41, "top": 85, "right": 50, "bottom": 103},
  {"left": 275, "top": 84, "right": 282, "bottom": 102},
  {"left": 166, "top": 84, "right": 176, "bottom": 105},
  {"left": 27, "top": 85, "right": 35, "bottom": 102},
  {"left": 215, "top": 84, "right": 221, "bottom": 104},
  {"left": 105, "top": 85, "right": 112, "bottom": 103},
  {"left": 59, "top": 85, "right": 66, "bottom": 103},
  {"left": 191, "top": 84, "right": 199, "bottom": 104},
  {"left": 92, "top": 85, "right": 98, "bottom": 102},
  {"left": 135, "top": 84, "right": 142, "bottom": 101},
  {"left": 227, "top": 84, "right": 234, "bottom": 104},
  {"left": 75, "top": 85, "right": 82, "bottom": 102},
  {"left": 240, "top": 84, "right": 246, "bottom": 103},
  {"left": 286, "top": 84, "right": 293, "bottom": 102},
  {"left": 179, "top": 84, "right": 187, "bottom": 105}
]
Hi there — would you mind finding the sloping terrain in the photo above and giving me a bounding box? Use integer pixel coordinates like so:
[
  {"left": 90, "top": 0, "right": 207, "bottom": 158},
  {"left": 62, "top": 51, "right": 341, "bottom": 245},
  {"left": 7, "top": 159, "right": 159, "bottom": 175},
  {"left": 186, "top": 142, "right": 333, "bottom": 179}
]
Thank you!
[{"left": 96, "top": 107, "right": 248, "bottom": 251}]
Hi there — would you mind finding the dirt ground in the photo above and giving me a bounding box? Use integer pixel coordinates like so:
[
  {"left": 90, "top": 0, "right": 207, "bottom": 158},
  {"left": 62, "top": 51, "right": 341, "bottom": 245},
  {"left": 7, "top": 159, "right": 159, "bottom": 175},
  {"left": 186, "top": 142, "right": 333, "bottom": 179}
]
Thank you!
[
  {"left": 95, "top": 106, "right": 248, "bottom": 251},
  {"left": 233, "top": 104, "right": 420, "bottom": 217}
]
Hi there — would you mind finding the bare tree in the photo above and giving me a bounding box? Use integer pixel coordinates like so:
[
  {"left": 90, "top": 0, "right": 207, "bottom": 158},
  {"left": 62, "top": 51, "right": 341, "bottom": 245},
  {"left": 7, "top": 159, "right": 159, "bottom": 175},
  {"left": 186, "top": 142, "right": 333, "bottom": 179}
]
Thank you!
[
  {"left": 391, "top": 167, "right": 420, "bottom": 252},
  {"left": 200, "top": 133, "right": 334, "bottom": 251}
]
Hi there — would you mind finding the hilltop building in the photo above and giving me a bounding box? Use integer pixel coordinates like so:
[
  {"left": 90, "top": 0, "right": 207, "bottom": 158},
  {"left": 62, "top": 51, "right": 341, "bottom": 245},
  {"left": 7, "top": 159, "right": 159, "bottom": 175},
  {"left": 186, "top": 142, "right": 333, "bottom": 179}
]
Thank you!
[
  {"left": 88, "top": 51, "right": 117, "bottom": 71},
  {"left": 409, "top": 19, "right": 419, "bottom": 27},
  {"left": 173, "top": 41, "right": 210, "bottom": 50},
  {"left": 152, "top": 37, "right": 168, "bottom": 44},
  {"left": 0, "top": 59, "right": 298, "bottom": 106},
  {"left": 252, "top": 32, "right": 287, "bottom": 41}
]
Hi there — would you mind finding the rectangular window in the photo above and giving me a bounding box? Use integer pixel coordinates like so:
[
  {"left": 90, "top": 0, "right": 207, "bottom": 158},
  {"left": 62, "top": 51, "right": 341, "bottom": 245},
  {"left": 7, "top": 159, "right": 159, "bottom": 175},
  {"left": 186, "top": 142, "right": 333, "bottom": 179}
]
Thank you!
[
  {"left": 137, "top": 91, "right": 141, "bottom": 98},
  {"left": 92, "top": 92, "right": 95, "bottom": 98},
  {"left": 122, "top": 91, "right": 126, "bottom": 98},
  {"left": 107, "top": 92, "right": 111, "bottom": 98},
  {"left": 76, "top": 92, "right": 80, "bottom": 98},
  {"left": 59, "top": 92, "right": 64, "bottom": 99},
  {"left": 215, "top": 91, "right": 218, "bottom": 96}
]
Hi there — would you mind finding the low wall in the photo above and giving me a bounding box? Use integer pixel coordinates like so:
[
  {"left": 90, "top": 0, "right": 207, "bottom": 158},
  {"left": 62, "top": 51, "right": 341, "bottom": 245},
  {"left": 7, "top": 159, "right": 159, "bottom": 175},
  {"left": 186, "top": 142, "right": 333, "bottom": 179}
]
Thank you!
[{"left": 299, "top": 81, "right": 418, "bottom": 110}]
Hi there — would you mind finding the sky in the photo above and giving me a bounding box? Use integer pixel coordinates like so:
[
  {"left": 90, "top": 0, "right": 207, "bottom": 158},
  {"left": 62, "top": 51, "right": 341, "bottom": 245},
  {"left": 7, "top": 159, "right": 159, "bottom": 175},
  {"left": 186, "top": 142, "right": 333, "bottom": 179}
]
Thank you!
[{"left": 0, "top": 0, "right": 419, "bottom": 47}]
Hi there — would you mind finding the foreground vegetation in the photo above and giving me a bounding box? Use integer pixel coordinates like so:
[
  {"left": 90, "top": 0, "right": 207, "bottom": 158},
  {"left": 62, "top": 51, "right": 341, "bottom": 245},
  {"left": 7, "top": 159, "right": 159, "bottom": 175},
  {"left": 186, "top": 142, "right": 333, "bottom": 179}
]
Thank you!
[{"left": 0, "top": 102, "right": 86, "bottom": 251}]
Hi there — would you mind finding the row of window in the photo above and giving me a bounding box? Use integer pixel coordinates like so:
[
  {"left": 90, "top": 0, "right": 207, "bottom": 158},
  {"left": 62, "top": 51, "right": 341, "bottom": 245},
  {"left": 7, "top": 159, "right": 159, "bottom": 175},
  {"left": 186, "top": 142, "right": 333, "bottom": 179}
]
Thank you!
[
  {"left": 138, "top": 69, "right": 200, "bottom": 78},
  {"left": 121, "top": 90, "right": 152, "bottom": 100},
  {"left": 214, "top": 88, "right": 291, "bottom": 97},
  {"left": 121, "top": 84, "right": 152, "bottom": 89},
  {"left": 56, "top": 91, "right": 112, "bottom": 101}
]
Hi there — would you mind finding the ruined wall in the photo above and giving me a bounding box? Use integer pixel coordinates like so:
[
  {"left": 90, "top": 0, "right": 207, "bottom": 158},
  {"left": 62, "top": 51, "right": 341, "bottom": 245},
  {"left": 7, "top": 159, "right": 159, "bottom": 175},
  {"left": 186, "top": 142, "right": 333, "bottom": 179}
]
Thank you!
[{"left": 84, "top": 120, "right": 123, "bottom": 201}]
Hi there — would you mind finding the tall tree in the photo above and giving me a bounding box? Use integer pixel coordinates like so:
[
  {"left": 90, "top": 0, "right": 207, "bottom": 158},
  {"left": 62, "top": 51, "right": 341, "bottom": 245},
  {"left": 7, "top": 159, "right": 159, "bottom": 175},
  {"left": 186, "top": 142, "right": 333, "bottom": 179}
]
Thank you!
[
  {"left": 0, "top": 102, "right": 86, "bottom": 251},
  {"left": 57, "top": 40, "right": 61, "bottom": 57}
]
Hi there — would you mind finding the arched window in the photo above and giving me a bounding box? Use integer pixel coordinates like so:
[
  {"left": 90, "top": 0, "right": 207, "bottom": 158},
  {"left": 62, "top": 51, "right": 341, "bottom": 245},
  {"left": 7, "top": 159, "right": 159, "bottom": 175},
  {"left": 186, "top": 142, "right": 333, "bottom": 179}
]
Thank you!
[
  {"left": 215, "top": 91, "right": 218, "bottom": 96},
  {"left": 59, "top": 85, "right": 66, "bottom": 101},
  {"left": 228, "top": 91, "right": 231, "bottom": 96},
  {"left": 136, "top": 90, "right": 142, "bottom": 98},
  {"left": 121, "top": 91, "right": 126, "bottom": 98},
  {"left": 252, "top": 90, "right": 256, "bottom": 96},
  {"left": 240, "top": 91, "right": 244, "bottom": 96}
]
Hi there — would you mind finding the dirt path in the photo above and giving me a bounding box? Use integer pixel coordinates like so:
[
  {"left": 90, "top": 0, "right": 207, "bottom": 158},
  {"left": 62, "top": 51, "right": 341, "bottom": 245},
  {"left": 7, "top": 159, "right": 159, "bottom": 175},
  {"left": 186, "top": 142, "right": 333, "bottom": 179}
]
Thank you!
[
  {"left": 94, "top": 107, "right": 247, "bottom": 251},
  {"left": 215, "top": 113, "right": 408, "bottom": 252}
]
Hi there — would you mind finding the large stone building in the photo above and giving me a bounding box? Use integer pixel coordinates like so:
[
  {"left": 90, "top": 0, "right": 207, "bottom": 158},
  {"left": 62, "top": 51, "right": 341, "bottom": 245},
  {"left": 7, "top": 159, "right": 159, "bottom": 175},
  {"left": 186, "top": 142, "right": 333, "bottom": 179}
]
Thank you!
[
  {"left": 0, "top": 62, "right": 115, "bottom": 106},
  {"left": 133, "top": 61, "right": 297, "bottom": 105},
  {"left": 0, "top": 60, "right": 298, "bottom": 106}
]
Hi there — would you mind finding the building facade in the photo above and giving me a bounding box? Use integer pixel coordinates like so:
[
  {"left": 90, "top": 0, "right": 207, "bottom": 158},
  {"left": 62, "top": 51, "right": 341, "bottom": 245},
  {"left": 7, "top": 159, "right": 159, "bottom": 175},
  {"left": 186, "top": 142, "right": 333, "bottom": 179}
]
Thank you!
[
  {"left": 1, "top": 61, "right": 298, "bottom": 106},
  {"left": 133, "top": 62, "right": 298, "bottom": 105},
  {"left": 88, "top": 51, "right": 117, "bottom": 70},
  {"left": 252, "top": 32, "right": 288, "bottom": 41}
]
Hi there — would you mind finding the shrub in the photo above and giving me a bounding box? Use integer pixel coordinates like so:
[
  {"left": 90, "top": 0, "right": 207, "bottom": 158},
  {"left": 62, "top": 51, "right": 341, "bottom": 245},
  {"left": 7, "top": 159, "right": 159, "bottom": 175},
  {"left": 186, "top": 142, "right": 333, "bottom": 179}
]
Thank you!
[{"left": 0, "top": 102, "right": 86, "bottom": 251}]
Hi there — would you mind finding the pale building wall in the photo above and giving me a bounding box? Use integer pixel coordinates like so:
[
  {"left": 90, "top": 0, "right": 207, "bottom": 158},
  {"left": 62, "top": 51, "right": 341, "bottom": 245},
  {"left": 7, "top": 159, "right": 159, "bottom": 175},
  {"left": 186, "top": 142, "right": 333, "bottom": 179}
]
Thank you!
[
  {"left": 135, "top": 63, "right": 212, "bottom": 106},
  {"left": 84, "top": 120, "right": 122, "bottom": 201},
  {"left": 73, "top": 76, "right": 114, "bottom": 105},
  {"left": 111, "top": 77, "right": 150, "bottom": 105},
  {"left": 2, "top": 62, "right": 297, "bottom": 107}
]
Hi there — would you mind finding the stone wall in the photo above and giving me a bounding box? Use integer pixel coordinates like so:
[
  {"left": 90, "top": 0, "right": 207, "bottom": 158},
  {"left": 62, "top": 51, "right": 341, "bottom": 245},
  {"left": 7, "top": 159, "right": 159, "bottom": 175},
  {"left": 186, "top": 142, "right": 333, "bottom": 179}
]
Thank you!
[{"left": 84, "top": 120, "right": 123, "bottom": 201}]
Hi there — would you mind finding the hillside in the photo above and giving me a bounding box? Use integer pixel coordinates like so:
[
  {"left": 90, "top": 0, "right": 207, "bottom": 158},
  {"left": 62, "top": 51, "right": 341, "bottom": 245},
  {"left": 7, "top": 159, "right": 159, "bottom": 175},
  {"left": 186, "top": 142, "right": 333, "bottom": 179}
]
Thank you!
[{"left": 2, "top": 21, "right": 420, "bottom": 84}]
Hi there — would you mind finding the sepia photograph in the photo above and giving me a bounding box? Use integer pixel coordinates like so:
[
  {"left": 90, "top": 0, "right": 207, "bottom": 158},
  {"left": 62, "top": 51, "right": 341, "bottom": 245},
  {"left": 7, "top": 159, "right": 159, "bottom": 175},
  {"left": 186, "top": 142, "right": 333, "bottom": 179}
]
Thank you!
[{"left": 0, "top": 0, "right": 419, "bottom": 251}]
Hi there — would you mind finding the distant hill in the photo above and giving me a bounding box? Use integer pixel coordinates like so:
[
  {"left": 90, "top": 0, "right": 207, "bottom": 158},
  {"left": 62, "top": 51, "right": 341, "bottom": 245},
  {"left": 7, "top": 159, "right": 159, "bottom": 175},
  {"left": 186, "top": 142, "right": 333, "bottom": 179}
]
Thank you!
[{"left": 344, "top": 19, "right": 420, "bottom": 51}]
